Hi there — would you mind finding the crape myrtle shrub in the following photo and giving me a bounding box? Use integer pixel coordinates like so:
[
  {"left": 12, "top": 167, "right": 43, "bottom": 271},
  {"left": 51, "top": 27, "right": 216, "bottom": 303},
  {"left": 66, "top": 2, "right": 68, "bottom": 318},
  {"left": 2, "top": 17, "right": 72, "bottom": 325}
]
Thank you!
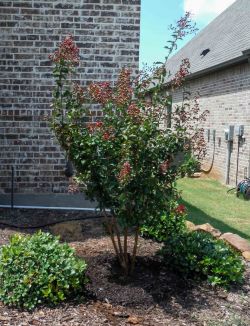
[
  {"left": 0, "top": 232, "right": 88, "bottom": 309},
  {"left": 159, "top": 231, "right": 245, "bottom": 288},
  {"left": 49, "top": 13, "right": 207, "bottom": 275}
]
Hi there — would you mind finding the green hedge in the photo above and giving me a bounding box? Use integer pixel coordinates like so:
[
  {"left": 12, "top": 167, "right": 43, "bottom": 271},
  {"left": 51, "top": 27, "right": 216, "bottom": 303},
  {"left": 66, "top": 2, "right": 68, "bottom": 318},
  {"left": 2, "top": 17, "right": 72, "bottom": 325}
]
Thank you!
[
  {"left": 159, "top": 231, "right": 245, "bottom": 287},
  {"left": 0, "top": 231, "right": 88, "bottom": 309}
]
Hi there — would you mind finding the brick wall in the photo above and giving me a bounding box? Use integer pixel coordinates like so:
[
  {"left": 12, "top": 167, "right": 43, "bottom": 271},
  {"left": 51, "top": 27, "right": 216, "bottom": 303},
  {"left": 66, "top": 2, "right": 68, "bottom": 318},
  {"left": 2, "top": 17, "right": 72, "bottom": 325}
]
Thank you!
[
  {"left": 0, "top": 0, "right": 141, "bottom": 194},
  {"left": 172, "top": 62, "right": 250, "bottom": 186}
]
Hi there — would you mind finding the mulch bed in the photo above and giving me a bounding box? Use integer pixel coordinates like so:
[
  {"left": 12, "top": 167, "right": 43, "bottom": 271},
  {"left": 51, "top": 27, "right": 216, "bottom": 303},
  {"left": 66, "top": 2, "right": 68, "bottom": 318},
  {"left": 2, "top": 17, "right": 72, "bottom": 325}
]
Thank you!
[{"left": 0, "top": 208, "right": 249, "bottom": 326}]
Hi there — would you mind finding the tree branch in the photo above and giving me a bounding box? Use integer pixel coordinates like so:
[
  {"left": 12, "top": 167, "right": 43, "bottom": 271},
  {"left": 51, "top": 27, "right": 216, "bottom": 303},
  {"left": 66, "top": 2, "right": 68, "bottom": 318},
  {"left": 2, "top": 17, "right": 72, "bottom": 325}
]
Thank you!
[{"left": 131, "top": 226, "right": 140, "bottom": 273}]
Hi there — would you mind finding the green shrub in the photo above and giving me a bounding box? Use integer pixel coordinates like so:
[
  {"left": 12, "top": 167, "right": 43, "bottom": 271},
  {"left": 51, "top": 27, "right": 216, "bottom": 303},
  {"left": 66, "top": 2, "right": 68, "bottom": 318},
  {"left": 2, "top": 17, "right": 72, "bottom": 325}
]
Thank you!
[
  {"left": 159, "top": 231, "right": 245, "bottom": 287},
  {"left": 141, "top": 202, "right": 187, "bottom": 242},
  {"left": 0, "top": 231, "right": 88, "bottom": 309},
  {"left": 179, "top": 153, "right": 201, "bottom": 177}
]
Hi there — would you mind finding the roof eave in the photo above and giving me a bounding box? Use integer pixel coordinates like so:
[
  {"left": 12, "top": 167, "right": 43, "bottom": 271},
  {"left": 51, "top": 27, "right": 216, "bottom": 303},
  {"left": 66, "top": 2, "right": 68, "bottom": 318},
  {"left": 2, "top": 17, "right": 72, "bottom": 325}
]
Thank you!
[
  {"left": 170, "top": 48, "right": 249, "bottom": 85},
  {"left": 184, "top": 53, "right": 249, "bottom": 81},
  {"left": 146, "top": 50, "right": 250, "bottom": 93}
]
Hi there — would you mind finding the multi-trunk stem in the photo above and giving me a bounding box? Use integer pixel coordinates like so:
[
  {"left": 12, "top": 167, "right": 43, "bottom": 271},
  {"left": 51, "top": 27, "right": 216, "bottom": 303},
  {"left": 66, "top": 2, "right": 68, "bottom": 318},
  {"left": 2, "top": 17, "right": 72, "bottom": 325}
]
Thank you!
[{"left": 103, "top": 209, "right": 139, "bottom": 276}]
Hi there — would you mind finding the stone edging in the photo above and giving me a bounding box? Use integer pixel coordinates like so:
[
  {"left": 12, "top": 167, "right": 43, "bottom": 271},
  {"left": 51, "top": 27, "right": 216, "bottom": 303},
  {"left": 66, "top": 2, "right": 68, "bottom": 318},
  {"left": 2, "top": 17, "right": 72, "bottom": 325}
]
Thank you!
[{"left": 186, "top": 221, "right": 250, "bottom": 262}]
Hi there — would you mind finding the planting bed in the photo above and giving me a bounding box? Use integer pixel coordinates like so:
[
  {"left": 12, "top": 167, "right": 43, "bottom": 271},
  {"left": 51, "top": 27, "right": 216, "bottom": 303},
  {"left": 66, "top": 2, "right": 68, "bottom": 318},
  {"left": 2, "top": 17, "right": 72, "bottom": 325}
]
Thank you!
[{"left": 0, "top": 208, "right": 249, "bottom": 326}]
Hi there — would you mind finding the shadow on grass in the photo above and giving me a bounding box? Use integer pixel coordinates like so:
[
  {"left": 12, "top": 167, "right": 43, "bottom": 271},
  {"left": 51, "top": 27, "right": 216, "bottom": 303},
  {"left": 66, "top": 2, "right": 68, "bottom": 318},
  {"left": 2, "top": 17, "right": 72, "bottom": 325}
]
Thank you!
[{"left": 180, "top": 199, "right": 250, "bottom": 241}]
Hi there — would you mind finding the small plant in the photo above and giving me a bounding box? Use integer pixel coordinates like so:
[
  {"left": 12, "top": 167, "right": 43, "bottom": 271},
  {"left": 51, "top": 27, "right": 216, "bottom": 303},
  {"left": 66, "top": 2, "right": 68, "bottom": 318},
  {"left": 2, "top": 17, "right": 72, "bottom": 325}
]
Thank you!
[
  {"left": 0, "top": 231, "right": 88, "bottom": 309},
  {"left": 159, "top": 231, "right": 245, "bottom": 287},
  {"left": 141, "top": 201, "right": 187, "bottom": 242},
  {"left": 179, "top": 153, "right": 201, "bottom": 177}
]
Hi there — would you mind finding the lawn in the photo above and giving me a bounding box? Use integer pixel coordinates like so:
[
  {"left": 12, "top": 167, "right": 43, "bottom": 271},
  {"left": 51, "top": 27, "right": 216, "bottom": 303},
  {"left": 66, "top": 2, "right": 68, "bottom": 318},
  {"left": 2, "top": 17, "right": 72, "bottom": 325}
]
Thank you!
[{"left": 178, "top": 177, "right": 250, "bottom": 241}]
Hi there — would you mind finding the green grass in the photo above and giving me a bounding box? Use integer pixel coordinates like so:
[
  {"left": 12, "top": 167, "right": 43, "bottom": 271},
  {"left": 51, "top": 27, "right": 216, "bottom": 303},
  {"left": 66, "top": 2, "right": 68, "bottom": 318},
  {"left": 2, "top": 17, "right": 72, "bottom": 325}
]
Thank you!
[{"left": 177, "top": 177, "right": 250, "bottom": 241}]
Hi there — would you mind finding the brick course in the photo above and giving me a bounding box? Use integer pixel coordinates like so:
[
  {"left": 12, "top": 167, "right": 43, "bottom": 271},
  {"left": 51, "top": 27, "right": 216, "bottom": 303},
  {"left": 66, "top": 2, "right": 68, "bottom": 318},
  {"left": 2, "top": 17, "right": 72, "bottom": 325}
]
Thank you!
[
  {"left": 172, "top": 62, "right": 250, "bottom": 186},
  {"left": 0, "top": 0, "right": 141, "bottom": 194}
]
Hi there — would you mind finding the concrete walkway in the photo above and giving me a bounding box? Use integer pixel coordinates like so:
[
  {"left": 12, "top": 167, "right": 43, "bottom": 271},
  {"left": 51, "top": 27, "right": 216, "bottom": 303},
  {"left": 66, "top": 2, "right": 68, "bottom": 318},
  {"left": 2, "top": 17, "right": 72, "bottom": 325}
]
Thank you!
[{"left": 0, "top": 193, "right": 98, "bottom": 210}]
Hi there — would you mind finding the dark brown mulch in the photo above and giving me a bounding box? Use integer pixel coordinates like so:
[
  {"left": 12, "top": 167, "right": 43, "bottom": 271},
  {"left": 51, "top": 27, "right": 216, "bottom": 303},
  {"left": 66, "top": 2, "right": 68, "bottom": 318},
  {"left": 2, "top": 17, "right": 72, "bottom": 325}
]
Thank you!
[{"left": 0, "top": 208, "right": 249, "bottom": 326}]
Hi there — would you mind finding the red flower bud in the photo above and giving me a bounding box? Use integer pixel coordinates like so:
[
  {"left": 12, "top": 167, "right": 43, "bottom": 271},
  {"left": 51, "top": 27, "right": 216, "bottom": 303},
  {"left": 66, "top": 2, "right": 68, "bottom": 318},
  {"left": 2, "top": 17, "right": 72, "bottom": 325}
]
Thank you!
[
  {"left": 115, "top": 68, "right": 132, "bottom": 106},
  {"left": 102, "top": 132, "right": 110, "bottom": 140},
  {"left": 175, "top": 204, "right": 186, "bottom": 214},
  {"left": 88, "top": 82, "right": 112, "bottom": 105},
  {"left": 118, "top": 161, "right": 131, "bottom": 182},
  {"left": 49, "top": 35, "right": 79, "bottom": 65},
  {"left": 87, "top": 121, "right": 103, "bottom": 133},
  {"left": 127, "top": 103, "right": 140, "bottom": 117},
  {"left": 171, "top": 58, "right": 190, "bottom": 88}
]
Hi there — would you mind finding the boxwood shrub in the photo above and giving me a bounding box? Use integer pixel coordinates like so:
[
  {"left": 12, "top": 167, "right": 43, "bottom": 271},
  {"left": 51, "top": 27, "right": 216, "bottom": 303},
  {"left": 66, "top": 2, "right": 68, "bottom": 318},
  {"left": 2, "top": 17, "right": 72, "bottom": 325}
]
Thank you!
[
  {"left": 141, "top": 201, "right": 187, "bottom": 242},
  {"left": 141, "top": 210, "right": 187, "bottom": 242},
  {"left": 0, "top": 231, "right": 88, "bottom": 309},
  {"left": 159, "top": 231, "right": 245, "bottom": 287}
]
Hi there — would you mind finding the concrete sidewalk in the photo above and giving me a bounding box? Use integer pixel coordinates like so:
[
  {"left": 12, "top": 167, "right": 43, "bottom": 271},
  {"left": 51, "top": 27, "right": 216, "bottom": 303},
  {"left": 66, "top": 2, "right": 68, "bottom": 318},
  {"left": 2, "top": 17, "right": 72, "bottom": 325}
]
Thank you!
[{"left": 0, "top": 193, "right": 98, "bottom": 210}]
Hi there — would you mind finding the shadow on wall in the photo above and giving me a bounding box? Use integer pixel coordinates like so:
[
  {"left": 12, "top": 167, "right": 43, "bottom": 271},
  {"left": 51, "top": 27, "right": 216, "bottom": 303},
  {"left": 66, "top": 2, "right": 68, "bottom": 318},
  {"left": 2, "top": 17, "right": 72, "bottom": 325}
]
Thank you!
[{"left": 181, "top": 199, "right": 250, "bottom": 241}]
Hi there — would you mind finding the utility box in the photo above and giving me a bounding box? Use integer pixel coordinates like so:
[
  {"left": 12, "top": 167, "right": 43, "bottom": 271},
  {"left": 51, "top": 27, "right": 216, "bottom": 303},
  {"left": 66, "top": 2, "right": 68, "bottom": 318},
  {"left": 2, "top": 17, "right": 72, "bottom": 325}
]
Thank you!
[
  {"left": 235, "top": 125, "right": 244, "bottom": 137},
  {"left": 212, "top": 129, "right": 216, "bottom": 142},
  {"left": 224, "top": 125, "right": 234, "bottom": 141}
]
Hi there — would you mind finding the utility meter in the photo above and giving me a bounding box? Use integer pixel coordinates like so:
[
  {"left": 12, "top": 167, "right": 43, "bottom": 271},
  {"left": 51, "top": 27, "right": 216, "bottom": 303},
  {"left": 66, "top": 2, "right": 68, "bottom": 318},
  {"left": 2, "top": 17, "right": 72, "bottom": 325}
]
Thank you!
[
  {"left": 224, "top": 125, "right": 234, "bottom": 142},
  {"left": 235, "top": 125, "right": 244, "bottom": 137},
  {"left": 224, "top": 129, "right": 229, "bottom": 141}
]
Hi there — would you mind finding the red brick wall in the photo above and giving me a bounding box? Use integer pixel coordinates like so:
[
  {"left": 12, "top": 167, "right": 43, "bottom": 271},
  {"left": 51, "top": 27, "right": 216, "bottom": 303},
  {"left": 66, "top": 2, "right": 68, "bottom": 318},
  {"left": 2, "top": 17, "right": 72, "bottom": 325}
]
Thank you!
[{"left": 0, "top": 0, "right": 141, "bottom": 193}]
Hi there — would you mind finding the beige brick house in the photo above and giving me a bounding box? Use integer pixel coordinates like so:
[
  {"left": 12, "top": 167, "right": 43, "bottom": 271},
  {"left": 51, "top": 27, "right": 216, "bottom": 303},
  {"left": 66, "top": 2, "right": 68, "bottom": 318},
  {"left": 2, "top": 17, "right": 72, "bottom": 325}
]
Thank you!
[{"left": 165, "top": 0, "right": 250, "bottom": 186}]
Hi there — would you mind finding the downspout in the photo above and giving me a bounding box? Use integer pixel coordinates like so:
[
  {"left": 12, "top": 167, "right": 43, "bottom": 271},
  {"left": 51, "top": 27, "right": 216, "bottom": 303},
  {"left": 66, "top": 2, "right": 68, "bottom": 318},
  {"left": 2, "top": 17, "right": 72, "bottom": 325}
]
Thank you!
[
  {"left": 11, "top": 166, "right": 14, "bottom": 210},
  {"left": 225, "top": 126, "right": 234, "bottom": 185},
  {"left": 235, "top": 136, "right": 240, "bottom": 186}
]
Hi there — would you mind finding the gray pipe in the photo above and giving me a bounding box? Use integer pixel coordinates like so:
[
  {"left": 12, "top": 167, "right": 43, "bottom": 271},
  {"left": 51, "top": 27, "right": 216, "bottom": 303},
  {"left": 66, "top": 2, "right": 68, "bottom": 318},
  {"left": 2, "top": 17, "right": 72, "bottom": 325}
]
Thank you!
[
  {"left": 0, "top": 205, "right": 110, "bottom": 211},
  {"left": 225, "top": 141, "right": 232, "bottom": 185}
]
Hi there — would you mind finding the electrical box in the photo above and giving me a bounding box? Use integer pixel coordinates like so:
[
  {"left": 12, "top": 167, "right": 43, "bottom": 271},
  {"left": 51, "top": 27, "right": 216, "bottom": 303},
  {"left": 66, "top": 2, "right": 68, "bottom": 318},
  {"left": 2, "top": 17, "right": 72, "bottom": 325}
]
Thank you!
[
  {"left": 212, "top": 129, "right": 216, "bottom": 142},
  {"left": 224, "top": 125, "right": 234, "bottom": 142},
  {"left": 224, "top": 130, "right": 229, "bottom": 141},
  {"left": 206, "top": 129, "right": 210, "bottom": 142},
  {"left": 235, "top": 125, "right": 244, "bottom": 137}
]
